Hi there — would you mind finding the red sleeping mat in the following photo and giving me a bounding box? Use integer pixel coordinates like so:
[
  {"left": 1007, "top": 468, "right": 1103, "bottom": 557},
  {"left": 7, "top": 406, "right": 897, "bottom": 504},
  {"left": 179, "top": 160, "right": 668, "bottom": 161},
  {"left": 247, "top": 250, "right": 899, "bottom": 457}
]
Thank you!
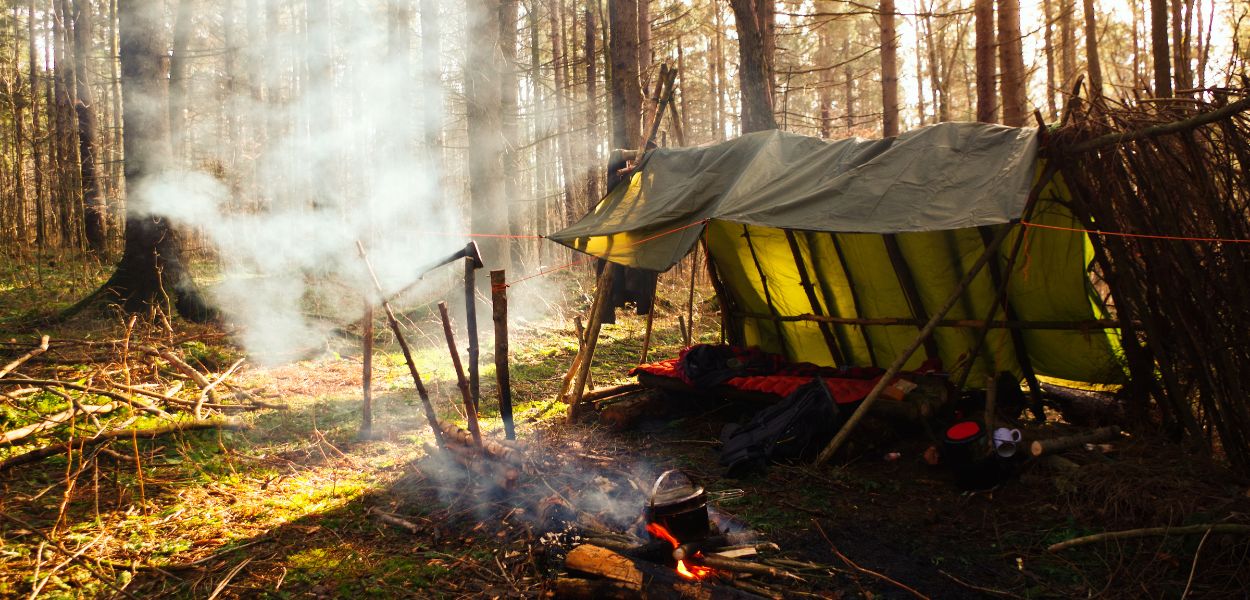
[{"left": 630, "top": 358, "right": 886, "bottom": 405}]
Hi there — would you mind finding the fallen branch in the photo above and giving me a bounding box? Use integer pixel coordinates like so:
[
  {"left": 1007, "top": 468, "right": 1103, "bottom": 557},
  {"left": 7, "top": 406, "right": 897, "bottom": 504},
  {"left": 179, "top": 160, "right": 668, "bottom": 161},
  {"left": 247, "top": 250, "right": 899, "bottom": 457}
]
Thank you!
[
  {"left": 0, "top": 418, "right": 250, "bottom": 472},
  {"left": 1, "top": 402, "right": 117, "bottom": 445},
  {"left": 365, "top": 507, "right": 422, "bottom": 534},
  {"left": 0, "top": 378, "right": 172, "bottom": 418},
  {"left": 1047, "top": 523, "right": 1250, "bottom": 552},
  {"left": 0, "top": 335, "right": 49, "bottom": 379}
]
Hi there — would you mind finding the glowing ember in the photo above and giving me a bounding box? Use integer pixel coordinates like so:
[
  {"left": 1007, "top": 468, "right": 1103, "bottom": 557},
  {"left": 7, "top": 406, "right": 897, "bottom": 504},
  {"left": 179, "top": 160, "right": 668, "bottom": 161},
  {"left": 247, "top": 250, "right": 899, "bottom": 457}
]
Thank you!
[
  {"left": 646, "top": 522, "right": 680, "bottom": 548},
  {"left": 647, "top": 523, "right": 719, "bottom": 581},
  {"left": 676, "top": 559, "right": 716, "bottom": 580}
]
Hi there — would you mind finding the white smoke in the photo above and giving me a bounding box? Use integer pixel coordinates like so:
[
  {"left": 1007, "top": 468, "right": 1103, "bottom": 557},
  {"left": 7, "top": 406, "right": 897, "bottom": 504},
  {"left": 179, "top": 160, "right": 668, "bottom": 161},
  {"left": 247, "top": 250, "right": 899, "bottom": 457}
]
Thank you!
[{"left": 135, "top": 0, "right": 471, "bottom": 363}]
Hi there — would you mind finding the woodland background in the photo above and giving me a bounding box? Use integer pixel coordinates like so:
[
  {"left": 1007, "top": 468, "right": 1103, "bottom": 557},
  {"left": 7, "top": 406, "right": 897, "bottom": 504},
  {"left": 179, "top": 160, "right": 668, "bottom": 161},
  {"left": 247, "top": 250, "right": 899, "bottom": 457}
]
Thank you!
[{"left": 0, "top": 0, "right": 1245, "bottom": 271}]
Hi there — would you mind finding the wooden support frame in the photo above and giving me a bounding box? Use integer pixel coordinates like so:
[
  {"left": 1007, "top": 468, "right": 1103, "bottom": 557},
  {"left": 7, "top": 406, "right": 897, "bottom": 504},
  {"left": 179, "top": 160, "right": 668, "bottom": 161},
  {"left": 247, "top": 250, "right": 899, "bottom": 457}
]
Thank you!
[
  {"left": 740, "top": 224, "right": 787, "bottom": 346},
  {"left": 815, "top": 164, "right": 1060, "bottom": 465},
  {"left": 784, "top": 230, "right": 846, "bottom": 365},
  {"left": 882, "top": 233, "right": 940, "bottom": 360},
  {"left": 727, "top": 310, "right": 1120, "bottom": 331},
  {"left": 828, "top": 232, "right": 877, "bottom": 364}
]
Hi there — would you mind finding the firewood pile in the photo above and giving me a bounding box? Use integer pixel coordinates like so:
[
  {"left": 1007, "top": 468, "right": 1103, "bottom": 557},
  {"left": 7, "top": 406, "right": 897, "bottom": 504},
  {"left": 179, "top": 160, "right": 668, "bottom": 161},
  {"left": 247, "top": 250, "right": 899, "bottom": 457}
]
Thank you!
[{"left": 0, "top": 328, "right": 274, "bottom": 473}]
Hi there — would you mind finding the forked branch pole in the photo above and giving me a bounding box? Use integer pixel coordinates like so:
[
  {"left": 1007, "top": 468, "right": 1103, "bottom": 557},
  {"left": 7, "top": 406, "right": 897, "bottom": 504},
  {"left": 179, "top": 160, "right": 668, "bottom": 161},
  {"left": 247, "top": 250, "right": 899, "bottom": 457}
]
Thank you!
[{"left": 356, "top": 241, "right": 445, "bottom": 448}]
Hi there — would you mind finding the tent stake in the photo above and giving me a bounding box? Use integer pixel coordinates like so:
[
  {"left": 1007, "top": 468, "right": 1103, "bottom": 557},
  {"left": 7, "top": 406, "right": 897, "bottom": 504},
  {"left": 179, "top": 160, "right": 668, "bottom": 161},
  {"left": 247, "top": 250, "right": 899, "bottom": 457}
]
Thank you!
[{"left": 815, "top": 166, "right": 1057, "bottom": 466}]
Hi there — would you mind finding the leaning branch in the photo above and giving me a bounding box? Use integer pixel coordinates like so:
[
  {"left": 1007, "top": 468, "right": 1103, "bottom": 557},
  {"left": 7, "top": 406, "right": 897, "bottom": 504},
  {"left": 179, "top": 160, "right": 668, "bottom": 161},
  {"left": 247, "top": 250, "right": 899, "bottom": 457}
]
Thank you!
[{"left": 1067, "top": 97, "right": 1250, "bottom": 153}]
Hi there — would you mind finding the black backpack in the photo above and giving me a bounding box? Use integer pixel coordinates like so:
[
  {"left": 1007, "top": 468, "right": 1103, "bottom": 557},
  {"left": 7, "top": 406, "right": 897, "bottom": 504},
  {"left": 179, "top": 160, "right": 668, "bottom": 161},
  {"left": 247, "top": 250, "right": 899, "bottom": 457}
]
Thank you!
[{"left": 719, "top": 378, "right": 844, "bottom": 477}]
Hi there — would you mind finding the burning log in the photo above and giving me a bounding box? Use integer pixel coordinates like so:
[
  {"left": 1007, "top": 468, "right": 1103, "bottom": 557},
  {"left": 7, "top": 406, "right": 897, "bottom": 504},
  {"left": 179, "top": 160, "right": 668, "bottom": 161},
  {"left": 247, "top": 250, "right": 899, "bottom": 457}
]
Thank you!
[
  {"left": 671, "top": 533, "right": 760, "bottom": 561},
  {"left": 1029, "top": 426, "right": 1121, "bottom": 457},
  {"left": 560, "top": 544, "right": 767, "bottom": 600}
]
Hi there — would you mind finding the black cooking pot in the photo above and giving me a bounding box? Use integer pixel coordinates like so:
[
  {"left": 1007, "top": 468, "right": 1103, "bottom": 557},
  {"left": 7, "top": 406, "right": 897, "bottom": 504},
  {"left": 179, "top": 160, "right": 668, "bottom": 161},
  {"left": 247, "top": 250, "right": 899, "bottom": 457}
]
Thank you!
[{"left": 646, "top": 470, "right": 710, "bottom": 542}]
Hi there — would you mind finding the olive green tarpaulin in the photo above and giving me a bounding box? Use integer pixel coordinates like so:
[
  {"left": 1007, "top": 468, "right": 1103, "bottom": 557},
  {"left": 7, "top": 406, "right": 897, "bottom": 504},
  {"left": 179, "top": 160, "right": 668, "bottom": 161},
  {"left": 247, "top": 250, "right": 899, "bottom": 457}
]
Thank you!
[{"left": 549, "top": 123, "right": 1124, "bottom": 385}]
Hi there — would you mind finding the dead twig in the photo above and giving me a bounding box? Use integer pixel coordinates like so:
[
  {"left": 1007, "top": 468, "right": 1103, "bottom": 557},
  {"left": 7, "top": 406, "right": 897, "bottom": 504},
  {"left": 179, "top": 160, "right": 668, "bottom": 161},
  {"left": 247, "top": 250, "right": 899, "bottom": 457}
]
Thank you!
[
  {"left": 812, "top": 519, "right": 930, "bottom": 600},
  {"left": 0, "top": 335, "right": 49, "bottom": 379},
  {"left": 1047, "top": 523, "right": 1250, "bottom": 552},
  {"left": 937, "top": 569, "right": 1025, "bottom": 599}
]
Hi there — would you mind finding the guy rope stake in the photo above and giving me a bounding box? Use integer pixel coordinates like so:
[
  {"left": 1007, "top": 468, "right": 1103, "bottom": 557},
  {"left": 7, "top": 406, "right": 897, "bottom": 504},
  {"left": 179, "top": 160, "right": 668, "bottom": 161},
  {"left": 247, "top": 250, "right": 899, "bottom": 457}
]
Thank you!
[{"left": 356, "top": 241, "right": 445, "bottom": 449}]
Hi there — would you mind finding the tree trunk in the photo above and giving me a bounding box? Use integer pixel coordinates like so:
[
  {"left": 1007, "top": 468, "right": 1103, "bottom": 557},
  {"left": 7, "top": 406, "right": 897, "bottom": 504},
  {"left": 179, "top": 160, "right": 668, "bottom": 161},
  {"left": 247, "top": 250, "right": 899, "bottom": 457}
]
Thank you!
[
  {"left": 109, "top": 0, "right": 123, "bottom": 205},
  {"left": 636, "top": 0, "right": 650, "bottom": 88},
  {"left": 74, "top": 0, "right": 107, "bottom": 254},
  {"left": 551, "top": 2, "right": 578, "bottom": 226},
  {"left": 997, "top": 0, "right": 1027, "bottom": 125},
  {"left": 1082, "top": 0, "right": 1102, "bottom": 97},
  {"left": 880, "top": 0, "right": 899, "bottom": 136},
  {"left": 11, "top": 5, "right": 30, "bottom": 247},
  {"left": 1043, "top": 0, "right": 1056, "bottom": 118},
  {"left": 843, "top": 36, "right": 853, "bottom": 131},
  {"left": 499, "top": 0, "right": 520, "bottom": 267},
  {"left": 1170, "top": 0, "right": 1190, "bottom": 92},
  {"left": 465, "top": 0, "right": 506, "bottom": 269},
  {"left": 583, "top": 8, "right": 599, "bottom": 203},
  {"left": 91, "top": 0, "right": 209, "bottom": 321},
  {"left": 1152, "top": 0, "right": 1171, "bottom": 96},
  {"left": 727, "top": 0, "right": 777, "bottom": 133},
  {"left": 53, "top": 0, "right": 78, "bottom": 249},
  {"left": 712, "top": 4, "right": 725, "bottom": 140},
  {"left": 29, "top": 0, "right": 45, "bottom": 249},
  {"left": 608, "top": 0, "right": 642, "bottom": 148},
  {"left": 169, "top": 0, "right": 194, "bottom": 162},
  {"left": 974, "top": 0, "right": 997, "bottom": 123},
  {"left": 419, "top": 0, "right": 442, "bottom": 177},
  {"left": 1059, "top": 0, "right": 1076, "bottom": 91},
  {"left": 817, "top": 12, "right": 832, "bottom": 137}
]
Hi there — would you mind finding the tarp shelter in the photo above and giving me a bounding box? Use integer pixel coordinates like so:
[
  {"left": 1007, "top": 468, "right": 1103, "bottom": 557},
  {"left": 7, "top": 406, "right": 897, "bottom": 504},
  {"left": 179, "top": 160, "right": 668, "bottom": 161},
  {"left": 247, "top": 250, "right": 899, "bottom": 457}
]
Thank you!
[{"left": 549, "top": 123, "right": 1125, "bottom": 387}]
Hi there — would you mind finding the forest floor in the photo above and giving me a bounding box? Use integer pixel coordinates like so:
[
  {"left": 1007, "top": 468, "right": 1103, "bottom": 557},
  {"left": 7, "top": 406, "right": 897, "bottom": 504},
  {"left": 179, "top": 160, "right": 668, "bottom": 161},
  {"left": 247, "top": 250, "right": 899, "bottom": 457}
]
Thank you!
[{"left": 1, "top": 253, "right": 1249, "bottom": 599}]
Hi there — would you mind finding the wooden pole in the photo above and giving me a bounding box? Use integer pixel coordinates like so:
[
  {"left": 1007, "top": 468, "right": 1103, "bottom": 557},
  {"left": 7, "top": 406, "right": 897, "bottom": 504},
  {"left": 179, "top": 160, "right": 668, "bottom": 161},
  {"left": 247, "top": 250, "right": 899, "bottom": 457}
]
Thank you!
[
  {"left": 361, "top": 302, "right": 374, "bottom": 436},
  {"left": 815, "top": 167, "right": 1056, "bottom": 465},
  {"left": 685, "top": 242, "right": 699, "bottom": 346},
  {"left": 491, "top": 270, "right": 515, "bottom": 440},
  {"left": 784, "top": 230, "right": 845, "bottom": 364},
  {"left": 984, "top": 375, "right": 997, "bottom": 454},
  {"left": 567, "top": 266, "right": 615, "bottom": 421},
  {"left": 465, "top": 258, "right": 480, "bottom": 412},
  {"left": 726, "top": 311, "right": 1122, "bottom": 331},
  {"left": 438, "top": 301, "right": 482, "bottom": 447},
  {"left": 356, "top": 241, "right": 444, "bottom": 448},
  {"left": 639, "top": 291, "right": 656, "bottom": 364}
]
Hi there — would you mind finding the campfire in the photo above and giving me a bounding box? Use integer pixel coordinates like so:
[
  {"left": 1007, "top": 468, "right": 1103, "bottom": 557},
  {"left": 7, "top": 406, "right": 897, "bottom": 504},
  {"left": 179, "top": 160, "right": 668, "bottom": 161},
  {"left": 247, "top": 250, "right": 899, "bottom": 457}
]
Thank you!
[{"left": 551, "top": 469, "right": 807, "bottom": 599}]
